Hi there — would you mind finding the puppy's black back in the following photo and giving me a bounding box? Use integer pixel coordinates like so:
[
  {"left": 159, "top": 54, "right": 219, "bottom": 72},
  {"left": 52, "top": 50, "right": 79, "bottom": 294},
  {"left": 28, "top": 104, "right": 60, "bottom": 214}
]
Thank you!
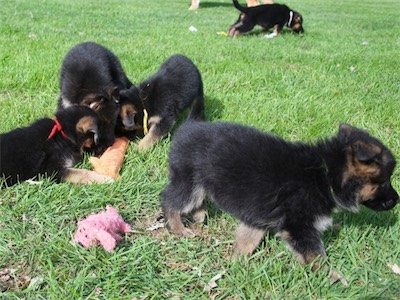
[
  {"left": 59, "top": 42, "right": 133, "bottom": 107},
  {"left": 166, "top": 121, "right": 331, "bottom": 227},
  {"left": 140, "top": 54, "right": 205, "bottom": 121}
]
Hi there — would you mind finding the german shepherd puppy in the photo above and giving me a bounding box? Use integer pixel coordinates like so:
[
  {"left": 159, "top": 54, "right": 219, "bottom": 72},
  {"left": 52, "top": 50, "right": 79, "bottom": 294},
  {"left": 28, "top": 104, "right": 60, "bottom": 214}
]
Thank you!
[
  {"left": 0, "top": 106, "right": 113, "bottom": 186},
  {"left": 133, "top": 54, "right": 205, "bottom": 150},
  {"left": 161, "top": 121, "right": 398, "bottom": 283},
  {"left": 58, "top": 42, "right": 137, "bottom": 154},
  {"left": 229, "top": 0, "right": 304, "bottom": 38}
]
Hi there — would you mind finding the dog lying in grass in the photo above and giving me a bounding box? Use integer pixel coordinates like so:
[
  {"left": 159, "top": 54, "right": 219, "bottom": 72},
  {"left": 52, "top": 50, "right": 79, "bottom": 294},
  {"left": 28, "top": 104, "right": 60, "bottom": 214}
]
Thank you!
[
  {"left": 0, "top": 106, "right": 113, "bottom": 186},
  {"left": 132, "top": 54, "right": 205, "bottom": 150},
  {"left": 58, "top": 42, "right": 137, "bottom": 154},
  {"left": 189, "top": 0, "right": 274, "bottom": 10},
  {"left": 229, "top": 0, "right": 304, "bottom": 38},
  {"left": 161, "top": 121, "right": 398, "bottom": 284}
]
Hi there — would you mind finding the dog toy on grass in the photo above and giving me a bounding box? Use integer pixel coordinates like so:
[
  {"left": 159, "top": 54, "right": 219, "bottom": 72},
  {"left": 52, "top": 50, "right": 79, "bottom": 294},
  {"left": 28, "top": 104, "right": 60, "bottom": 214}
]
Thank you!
[
  {"left": 74, "top": 206, "right": 131, "bottom": 252},
  {"left": 89, "top": 137, "right": 129, "bottom": 180}
]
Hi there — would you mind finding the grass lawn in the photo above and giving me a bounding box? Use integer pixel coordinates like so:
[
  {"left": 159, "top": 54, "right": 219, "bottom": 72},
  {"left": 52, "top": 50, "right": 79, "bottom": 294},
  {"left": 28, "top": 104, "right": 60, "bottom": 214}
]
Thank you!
[{"left": 1, "top": 0, "right": 399, "bottom": 298}]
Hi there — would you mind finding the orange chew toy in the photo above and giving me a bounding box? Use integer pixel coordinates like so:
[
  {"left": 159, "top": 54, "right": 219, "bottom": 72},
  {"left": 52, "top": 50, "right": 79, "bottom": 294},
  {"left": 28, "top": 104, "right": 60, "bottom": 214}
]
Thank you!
[{"left": 89, "top": 137, "right": 129, "bottom": 180}]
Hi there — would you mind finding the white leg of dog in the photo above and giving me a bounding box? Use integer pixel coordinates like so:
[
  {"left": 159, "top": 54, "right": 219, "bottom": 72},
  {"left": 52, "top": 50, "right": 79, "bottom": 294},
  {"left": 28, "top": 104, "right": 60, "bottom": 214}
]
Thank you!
[{"left": 189, "top": 0, "right": 200, "bottom": 10}]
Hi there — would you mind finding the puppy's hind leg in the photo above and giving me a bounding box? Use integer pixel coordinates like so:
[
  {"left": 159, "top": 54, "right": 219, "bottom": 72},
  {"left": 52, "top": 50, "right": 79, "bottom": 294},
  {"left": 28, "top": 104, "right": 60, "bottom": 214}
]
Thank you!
[
  {"left": 190, "top": 185, "right": 207, "bottom": 223},
  {"left": 162, "top": 183, "right": 206, "bottom": 237},
  {"left": 229, "top": 20, "right": 256, "bottom": 37},
  {"left": 235, "top": 222, "right": 266, "bottom": 256}
]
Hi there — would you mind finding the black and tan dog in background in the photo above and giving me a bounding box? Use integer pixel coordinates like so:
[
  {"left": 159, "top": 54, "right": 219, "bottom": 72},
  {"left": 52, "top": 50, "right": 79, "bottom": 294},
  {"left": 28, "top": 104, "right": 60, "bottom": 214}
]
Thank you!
[
  {"left": 229, "top": 0, "right": 304, "bottom": 38},
  {"left": 0, "top": 106, "right": 114, "bottom": 186},
  {"left": 161, "top": 121, "right": 398, "bottom": 284},
  {"left": 58, "top": 42, "right": 137, "bottom": 154},
  {"left": 129, "top": 54, "right": 205, "bottom": 150}
]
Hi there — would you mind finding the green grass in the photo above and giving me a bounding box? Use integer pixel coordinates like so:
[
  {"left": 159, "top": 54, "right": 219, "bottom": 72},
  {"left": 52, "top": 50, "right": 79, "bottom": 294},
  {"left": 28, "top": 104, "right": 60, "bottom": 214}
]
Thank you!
[{"left": 1, "top": 0, "right": 399, "bottom": 298}]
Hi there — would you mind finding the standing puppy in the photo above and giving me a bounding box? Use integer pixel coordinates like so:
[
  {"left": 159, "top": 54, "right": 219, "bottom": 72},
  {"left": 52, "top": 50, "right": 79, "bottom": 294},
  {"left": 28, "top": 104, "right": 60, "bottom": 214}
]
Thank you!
[
  {"left": 1, "top": 106, "right": 113, "bottom": 186},
  {"left": 134, "top": 54, "right": 205, "bottom": 150},
  {"left": 58, "top": 42, "right": 137, "bottom": 154},
  {"left": 161, "top": 121, "right": 398, "bottom": 282},
  {"left": 229, "top": 0, "right": 304, "bottom": 38}
]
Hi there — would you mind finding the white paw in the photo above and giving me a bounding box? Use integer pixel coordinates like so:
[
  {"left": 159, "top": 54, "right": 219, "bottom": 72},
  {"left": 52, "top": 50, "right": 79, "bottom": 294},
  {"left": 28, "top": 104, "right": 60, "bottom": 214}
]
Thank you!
[{"left": 264, "top": 33, "right": 277, "bottom": 39}]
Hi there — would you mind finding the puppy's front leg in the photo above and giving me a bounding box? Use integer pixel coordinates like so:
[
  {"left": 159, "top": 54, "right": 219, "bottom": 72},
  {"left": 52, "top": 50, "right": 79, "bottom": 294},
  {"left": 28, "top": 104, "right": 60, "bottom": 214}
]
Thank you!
[
  {"left": 235, "top": 222, "right": 266, "bottom": 255},
  {"left": 63, "top": 168, "right": 114, "bottom": 184},
  {"left": 264, "top": 25, "right": 282, "bottom": 39},
  {"left": 136, "top": 115, "right": 173, "bottom": 150},
  {"left": 278, "top": 229, "right": 349, "bottom": 286}
]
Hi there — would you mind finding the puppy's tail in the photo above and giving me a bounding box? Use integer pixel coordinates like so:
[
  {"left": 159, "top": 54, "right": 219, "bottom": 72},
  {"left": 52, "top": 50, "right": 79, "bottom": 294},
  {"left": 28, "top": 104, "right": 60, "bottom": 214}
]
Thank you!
[
  {"left": 187, "top": 96, "right": 205, "bottom": 122},
  {"left": 233, "top": 0, "right": 248, "bottom": 13}
]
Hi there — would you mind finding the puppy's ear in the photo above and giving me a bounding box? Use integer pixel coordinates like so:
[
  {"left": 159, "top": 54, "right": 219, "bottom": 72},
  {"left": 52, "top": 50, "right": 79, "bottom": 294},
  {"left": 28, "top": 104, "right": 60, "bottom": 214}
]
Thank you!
[
  {"left": 106, "top": 86, "right": 120, "bottom": 104},
  {"left": 120, "top": 103, "right": 138, "bottom": 130},
  {"left": 107, "top": 86, "right": 120, "bottom": 104},
  {"left": 352, "top": 141, "right": 380, "bottom": 164},
  {"left": 338, "top": 123, "right": 354, "bottom": 143},
  {"left": 76, "top": 116, "right": 99, "bottom": 148},
  {"left": 139, "top": 82, "right": 152, "bottom": 100}
]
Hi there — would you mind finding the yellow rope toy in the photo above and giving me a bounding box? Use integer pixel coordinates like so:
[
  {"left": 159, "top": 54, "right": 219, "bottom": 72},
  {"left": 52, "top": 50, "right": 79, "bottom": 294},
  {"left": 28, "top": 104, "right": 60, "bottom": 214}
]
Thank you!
[{"left": 143, "top": 108, "right": 149, "bottom": 134}]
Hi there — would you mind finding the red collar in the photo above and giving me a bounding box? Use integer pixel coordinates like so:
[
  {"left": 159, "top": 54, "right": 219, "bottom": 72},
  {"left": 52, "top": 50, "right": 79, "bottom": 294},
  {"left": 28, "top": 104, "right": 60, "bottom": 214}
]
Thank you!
[{"left": 47, "top": 118, "right": 68, "bottom": 140}]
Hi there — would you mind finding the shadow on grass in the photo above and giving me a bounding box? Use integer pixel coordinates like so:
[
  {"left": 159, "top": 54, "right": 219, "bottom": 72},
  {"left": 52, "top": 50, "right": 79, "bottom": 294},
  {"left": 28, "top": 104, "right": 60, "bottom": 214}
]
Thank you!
[
  {"left": 170, "top": 94, "right": 224, "bottom": 130},
  {"left": 204, "top": 95, "right": 225, "bottom": 121},
  {"left": 196, "top": 2, "right": 233, "bottom": 9}
]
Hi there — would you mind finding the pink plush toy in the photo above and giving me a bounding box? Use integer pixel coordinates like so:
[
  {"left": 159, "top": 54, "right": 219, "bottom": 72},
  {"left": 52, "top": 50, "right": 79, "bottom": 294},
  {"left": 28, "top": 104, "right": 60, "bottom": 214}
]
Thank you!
[{"left": 74, "top": 206, "right": 131, "bottom": 252}]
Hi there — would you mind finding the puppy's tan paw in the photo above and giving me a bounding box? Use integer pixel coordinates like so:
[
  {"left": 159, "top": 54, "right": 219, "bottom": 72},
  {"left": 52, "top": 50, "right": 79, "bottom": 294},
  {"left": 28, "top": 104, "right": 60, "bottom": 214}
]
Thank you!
[
  {"left": 136, "top": 137, "right": 156, "bottom": 151},
  {"left": 172, "top": 227, "right": 196, "bottom": 238},
  {"left": 92, "top": 173, "right": 114, "bottom": 184},
  {"left": 192, "top": 209, "right": 206, "bottom": 223},
  {"left": 329, "top": 269, "right": 349, "bottom": 287}
]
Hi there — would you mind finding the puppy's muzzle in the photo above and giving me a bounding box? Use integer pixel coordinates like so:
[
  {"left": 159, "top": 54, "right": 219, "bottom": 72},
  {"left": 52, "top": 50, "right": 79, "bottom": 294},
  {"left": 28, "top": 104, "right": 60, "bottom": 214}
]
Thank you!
[{"left": 362, "top": 181, "right": 399, "bottom": 211}]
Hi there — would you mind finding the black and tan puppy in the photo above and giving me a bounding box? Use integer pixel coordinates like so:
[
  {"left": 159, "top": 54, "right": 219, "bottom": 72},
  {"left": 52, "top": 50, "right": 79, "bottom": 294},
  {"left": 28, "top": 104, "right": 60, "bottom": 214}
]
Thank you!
[
  {"left": 133, "top": 54, "right": 205, "bottom": 150},
  {"left": 229, "top": 0, "right": 304, "bottom": 38},
  {"left": 0, "top": 106, "right": 113, "bottom": 186},
  {"left": 58, "top": 42, "right": 137, "bottom": 154},
  {"left": 161, "top": 121, "right": 398, "bottom": 283}
]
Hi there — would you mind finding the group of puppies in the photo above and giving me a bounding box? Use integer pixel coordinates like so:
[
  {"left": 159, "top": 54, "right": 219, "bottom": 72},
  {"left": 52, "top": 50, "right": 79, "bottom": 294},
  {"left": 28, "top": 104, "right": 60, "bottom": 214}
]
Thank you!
[
  {"left": 1, "top": 1, "right": 399, "bottom": 286},
  {"left": 1, "top": 42, "right": 205, "bottom": 185}
]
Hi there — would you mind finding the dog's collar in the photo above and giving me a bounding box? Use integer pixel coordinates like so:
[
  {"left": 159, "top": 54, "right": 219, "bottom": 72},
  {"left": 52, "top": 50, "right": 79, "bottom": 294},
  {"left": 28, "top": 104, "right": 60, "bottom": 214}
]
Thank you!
[
  {"left": 48, "top": 118, "right": 68, "bottom": 140},
  {"left": 287, "top": 11, "right": 294, "bottom": 27},
  {"left": 139, "top": 87, "right": 149, "bottom": 135}
]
